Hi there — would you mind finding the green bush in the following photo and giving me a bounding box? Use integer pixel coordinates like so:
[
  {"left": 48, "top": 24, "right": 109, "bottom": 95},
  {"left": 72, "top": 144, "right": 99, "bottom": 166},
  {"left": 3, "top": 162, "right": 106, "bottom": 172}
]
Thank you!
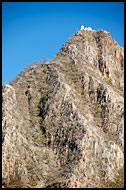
[{"left": 107, "top": 78, "right": 112, "bottom": 85}]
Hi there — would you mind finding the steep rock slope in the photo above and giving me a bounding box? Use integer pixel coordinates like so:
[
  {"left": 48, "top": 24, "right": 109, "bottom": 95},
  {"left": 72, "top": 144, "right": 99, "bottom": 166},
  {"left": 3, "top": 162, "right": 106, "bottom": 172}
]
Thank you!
[{"left": 2, "top": 29, "right": 124, "bottom": 188}]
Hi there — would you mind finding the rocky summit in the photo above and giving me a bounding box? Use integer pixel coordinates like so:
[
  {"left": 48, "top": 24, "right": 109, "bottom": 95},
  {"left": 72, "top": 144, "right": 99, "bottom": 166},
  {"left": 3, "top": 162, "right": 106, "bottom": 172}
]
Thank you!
[{"left": 2, "top": 29, "right": 124, "bottom": 188}]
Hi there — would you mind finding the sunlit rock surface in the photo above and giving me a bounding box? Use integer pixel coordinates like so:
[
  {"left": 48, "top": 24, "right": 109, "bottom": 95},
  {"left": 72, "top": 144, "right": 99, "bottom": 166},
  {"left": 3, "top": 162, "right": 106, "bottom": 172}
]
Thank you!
[{"left": 2, "top": 29, "right": 124, "bottom": 188}]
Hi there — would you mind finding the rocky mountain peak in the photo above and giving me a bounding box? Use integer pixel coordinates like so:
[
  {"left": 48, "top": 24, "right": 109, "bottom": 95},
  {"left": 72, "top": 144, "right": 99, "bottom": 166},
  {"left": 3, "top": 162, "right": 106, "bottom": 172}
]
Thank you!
[
  {"left": 59, "top": 29, "right": 124, "bottom": 90},
  {"left": 2, "top": 30, "right": 124, "bottom": 188}
]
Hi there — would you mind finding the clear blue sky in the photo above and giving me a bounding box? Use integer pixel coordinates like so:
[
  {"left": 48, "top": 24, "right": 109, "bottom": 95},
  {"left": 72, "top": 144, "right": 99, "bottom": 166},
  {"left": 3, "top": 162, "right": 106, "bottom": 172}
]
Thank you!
[{"left": 2, "top": 2, "right": 124, "bottom": 84}]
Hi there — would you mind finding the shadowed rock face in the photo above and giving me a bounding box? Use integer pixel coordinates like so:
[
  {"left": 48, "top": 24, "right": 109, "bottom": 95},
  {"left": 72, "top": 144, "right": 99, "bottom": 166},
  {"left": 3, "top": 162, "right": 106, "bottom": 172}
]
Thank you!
[{"left": 2, "top": 30, "right": 124, "bottom": 188}]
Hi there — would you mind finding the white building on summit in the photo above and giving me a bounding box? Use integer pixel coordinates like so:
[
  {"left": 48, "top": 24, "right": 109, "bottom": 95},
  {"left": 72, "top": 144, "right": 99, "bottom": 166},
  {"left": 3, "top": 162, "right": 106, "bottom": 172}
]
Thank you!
[
  {"left": 85, "top": 27, "right": 92, "bottom": 30},
  {"left": 80, "top": 25, "right": 93, "bottom": 31},
  {"left": 80, "top": 25, "right": 84, "bottom": 30},
  {"left": 80, "top": 25, "right": 109, "bottom": 33}
]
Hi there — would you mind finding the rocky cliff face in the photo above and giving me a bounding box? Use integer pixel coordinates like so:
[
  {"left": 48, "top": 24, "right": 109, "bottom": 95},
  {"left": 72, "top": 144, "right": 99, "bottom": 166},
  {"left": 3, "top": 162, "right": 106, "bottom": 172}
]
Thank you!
[{"left": 2, "top": 29, "right": 124, "bottom": 188}]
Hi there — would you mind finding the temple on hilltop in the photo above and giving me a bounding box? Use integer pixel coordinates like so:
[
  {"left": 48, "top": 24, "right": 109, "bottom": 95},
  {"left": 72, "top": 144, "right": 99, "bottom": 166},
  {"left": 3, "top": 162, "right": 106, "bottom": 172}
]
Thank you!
[
  {"left": 80, "top": 25, "right": 84, "bottom": 30},
  {"left": 80, "top": 25, "right": 92, "bottom": 31},
  {"left": 80, "top": 25, "right": 110, "bottom": 34}
]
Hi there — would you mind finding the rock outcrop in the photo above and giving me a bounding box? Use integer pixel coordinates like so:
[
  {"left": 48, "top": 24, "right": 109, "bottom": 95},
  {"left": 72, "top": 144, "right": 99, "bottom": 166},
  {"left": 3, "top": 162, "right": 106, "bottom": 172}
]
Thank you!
[{"left": 2, "top": 29, "right": 124, "bottom": 188}]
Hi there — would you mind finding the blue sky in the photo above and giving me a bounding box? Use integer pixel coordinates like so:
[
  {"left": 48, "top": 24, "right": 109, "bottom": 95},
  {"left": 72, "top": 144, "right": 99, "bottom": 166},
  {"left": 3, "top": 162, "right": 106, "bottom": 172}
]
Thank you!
[{"left": 2, "top": 2, "right": 124, "bottom": 84}]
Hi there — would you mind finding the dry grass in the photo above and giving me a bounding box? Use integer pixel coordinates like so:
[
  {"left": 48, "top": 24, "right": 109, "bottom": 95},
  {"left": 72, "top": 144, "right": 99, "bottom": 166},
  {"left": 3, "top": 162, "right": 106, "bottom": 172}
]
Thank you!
[{"left": 104, "top": 167, "right": 124, "bottom": 188}]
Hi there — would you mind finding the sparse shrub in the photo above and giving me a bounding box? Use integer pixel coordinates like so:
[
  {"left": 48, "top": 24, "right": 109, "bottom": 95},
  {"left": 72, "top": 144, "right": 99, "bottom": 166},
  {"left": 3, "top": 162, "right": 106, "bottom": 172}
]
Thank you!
[
  {"left": 104, "top": 167, "right": 124, "bottom": 188},
  {"left": 107, "top": 78, "right": 112, "bottom": 85},
  {"left": 38, "top": 57, "right": 49, "bottom": 64},
  {"left": 67, "top": 34, "right": 75, "bottom": 41},
  {"left": 56, "top": 51, "right": 60, "bottom": 56},
  {"left": 33, "top": 133, "right": 40, "bottom": 139},
  {"left": 25, "top": 57, "right": 49, "bottom": 69},
  {"left": 119, "top": 85, "right": 124, "bottom": 91}
]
